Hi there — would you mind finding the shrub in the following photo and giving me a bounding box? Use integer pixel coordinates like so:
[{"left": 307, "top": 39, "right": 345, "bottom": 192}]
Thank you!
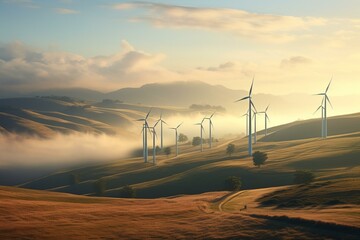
[
  {"left": 225, "top": 176, "right": 241, "bottom": 191},
  {"left": 119, "top": 185, "right": 136, "bottom": 198},
  {"left": 294, "top": 170, "right": 315, "bottom": 184},
  {"left": 178, "top": 133, "right": 188, "bottom": 142},
  {"left": 192, "top": 136, "right": 202, "bottom": 146},
  {"left": 226, "top": 143, "right": 235, "bottom": 156},
  {"left": 252, "top": 151, "right": 268, "bottom": 167},
  {"left": 164, "top": 147, "right": 171, "bottom": 157}
]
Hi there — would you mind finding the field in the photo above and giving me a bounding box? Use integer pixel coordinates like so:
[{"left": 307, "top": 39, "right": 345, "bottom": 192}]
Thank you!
[
  {"left": 1, "top": 111, "right": 360, "bottom": 239},
  {"left": 1, "top": 185, "right": 359, "bottom": 240}
]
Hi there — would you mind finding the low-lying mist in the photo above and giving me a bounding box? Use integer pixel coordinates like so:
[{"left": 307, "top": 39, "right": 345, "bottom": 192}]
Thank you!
[{"left": 0, "top": 133, "right": 140, "bottom": 185}]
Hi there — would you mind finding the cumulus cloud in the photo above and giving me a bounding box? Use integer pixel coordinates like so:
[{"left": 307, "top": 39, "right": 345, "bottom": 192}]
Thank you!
[
  {"left": 281, "top": 56, "right": 312, "bottom": 68},
  {"left": 113, "top": 2, "right": 326, "bottom": 43},
  {"left": 0, "top": 40, "right": 173, "bottom": 92}
]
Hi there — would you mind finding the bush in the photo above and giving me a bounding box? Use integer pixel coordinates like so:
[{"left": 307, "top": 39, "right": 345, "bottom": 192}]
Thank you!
[
  {"left": 225, "top": 176, "right": 241, "bottom": 191},
  {"left": 94, "top": 179, "right": 106, "bottom": 196},
  {"left": 192, "top": 136, "right": 202, "bottom": 146},
  {"left": 178, "top": 133, "right": 188, "bottom": 142},
  {"left": 252, "top": 151, "right": 268, "bottom": 167},
  {"left": 119, "top": 185, "right": 136, "bottom": 198},
  {"left": 294, "top": 170, "right": 315, "bottom": 184},
  {"left": 164, "top": 147, "right": 171, "bottom": 157},
  {"left": 226, "top": 144, "right": 235, "bottom": 156}
]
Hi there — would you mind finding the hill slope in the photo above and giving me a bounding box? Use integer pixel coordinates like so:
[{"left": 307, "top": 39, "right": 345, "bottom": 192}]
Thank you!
[
  {"left": 20, "top": 112, "right": 360, "bottom": 198},
  {"left": 1, "top": 186, "right": 359, "bottom": 240}
]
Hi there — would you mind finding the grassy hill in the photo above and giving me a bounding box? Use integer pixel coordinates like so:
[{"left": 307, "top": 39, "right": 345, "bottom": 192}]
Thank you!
[
  {"left": 1, "top": 185, "right": 359, "bottom": 240},
  {"left": 19, "top": 112, "right": 360, "bottom": 198}
]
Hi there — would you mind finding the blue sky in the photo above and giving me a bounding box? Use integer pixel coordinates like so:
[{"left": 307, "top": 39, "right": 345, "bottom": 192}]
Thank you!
[
  {"left": 0, "top": 0, "right": 360, "bottom": 95},
  {"left": 1, "top": 0, "right": 359, "bottom": 56}
]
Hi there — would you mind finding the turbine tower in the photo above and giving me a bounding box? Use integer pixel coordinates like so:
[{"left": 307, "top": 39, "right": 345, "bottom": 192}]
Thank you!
[
  {"left": 253, "top": 107, "right": 258, "bottom": 144},
  {"left": 195, "top": 118, "right": 206, "bottom": 152},
  {"left": 259, "top": 105, "right": 270, "bottom": 136},
  {"left": 316, "top": 78, "right": 333, "bottom": 138},
  {"left": 137, "top": 109, "right": 151, "bottom": 163},
  {"left": 314, "top": 99, "right": 325, "bottom": 138},
  {"left": 242, "top": 110, "right": 249, "bottom": 136},
  {"left": 204, "top": 112, "right": 215, "bottom": 148},
  {"left": 149, "top": 119, "right": 160, "bottom": 165},
  {"left": 170, "top": 122, "right": 182, "bottom": 156},
  {"left": 235, "top": 78, "right": 255, "bottom": 156},
  {"left": 158, "top": 113, "right": 167, "bottom": 149}
]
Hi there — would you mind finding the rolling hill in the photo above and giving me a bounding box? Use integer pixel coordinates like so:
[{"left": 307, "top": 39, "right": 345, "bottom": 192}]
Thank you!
[
  {"left": 19, "top": 111, "right": 360, "bottom": 198},
  {"left": 1, "top": 185, "right": 359, "bottom": 240}
]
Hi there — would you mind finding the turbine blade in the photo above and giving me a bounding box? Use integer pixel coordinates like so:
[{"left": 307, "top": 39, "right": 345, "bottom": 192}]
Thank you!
[
  {"left": 265, "top": 105, "right": 269, "bottom": 112},
  {"left": 145, "top": 109, "right": 152, "bottom": 119},
  {"left": 234, "top": 96, "right": 249, "bottom": 102},
  {"left": 326, "top": 95, "right": 333, "bottom": 109},
  {"left": 249, "top": 77, "right": 254, "bottom": 95},
  {"left": 153, "top": 119, "right": 160, "bottom": 128},
  {"left": 314, "top": 105, "right": 322, "bottom": 115},
  {"left": 136, "top": 118, "right": 145, "bottom": 121},
  {"left": 177, "top": 122, "right": 183, "bottom": 128},
  {"left": 162, "top": 120, "right": 168, "bottom": 125},
  {"left": 315, "top": 93, "right": 325, "bottom": 96},
  {"left": 210, "top": 112, "right": 215, "bottom": 118},
  {"left": 325, "top": 77, "right": 332, "bottom": 93},
  {"left": 266, "top": 114, "right": 270, "bottom": 122},
  {"left": 251, "top": 100, "right": 257, "bottom": 112}
]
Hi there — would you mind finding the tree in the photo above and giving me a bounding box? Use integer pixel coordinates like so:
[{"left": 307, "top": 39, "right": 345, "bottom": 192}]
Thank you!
[
  {"left": 192, "top": 136, "right": 202, "bottom": 146},
  {"left": 164, "top": 147, "right": 171, "bottom": 157},
  {"left": 294, "top": 170, "right": 315, "bottom": 184},
  {"left": 178, "top": 133, "right": 188, "bottom": 143},
  {"left": 225, "top": 176, "right": 241, "bottom": 191},
  {"left": 119, "top": 185, "right": 136, "bottom": 198},
  {"left": 252, "top": 151, "right": 268, "bottom": 167},
  {"left": 226, "top": 143, "right": 235, "bottom": 156}
]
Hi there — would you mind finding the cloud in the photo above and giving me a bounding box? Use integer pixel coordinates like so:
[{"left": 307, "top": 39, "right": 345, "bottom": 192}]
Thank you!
[
  {"left": 113, "top": 2, "right": 326, "bottom": 43},
  {"left": 281, "top": 56, "right": 312, "bottom": 68},
  {"left": 55, "top": 8, "right": 78, "bottom": 14},
  {"left": 0, "top": 40, "right": 173, "bottom": 92},
  {"left": 2, "top": 0, "right": 38, "bottom": 8}
]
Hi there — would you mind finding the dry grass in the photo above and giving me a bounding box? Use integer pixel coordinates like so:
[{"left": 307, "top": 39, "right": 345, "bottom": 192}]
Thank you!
[{"left": 1, "top": 186, "right": 359, "bottom": 240}]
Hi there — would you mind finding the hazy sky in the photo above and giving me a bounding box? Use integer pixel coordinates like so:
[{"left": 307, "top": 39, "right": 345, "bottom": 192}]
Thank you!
[{"left": 1, "top": 0, "right": 360, "bottom": 95}]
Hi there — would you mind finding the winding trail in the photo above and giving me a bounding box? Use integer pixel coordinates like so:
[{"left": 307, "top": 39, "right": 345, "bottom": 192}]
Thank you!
[{"left": 217, "top": 190, "right": 244, "bottom": 212}]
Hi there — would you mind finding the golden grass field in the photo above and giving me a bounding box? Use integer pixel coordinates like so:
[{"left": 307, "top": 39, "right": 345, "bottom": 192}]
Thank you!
[
  {"left": 1, "top": 184, "right": 359, "bottom": 240},
  {"left": 1, "top": 112, "right": 360, "bottom": 239}
]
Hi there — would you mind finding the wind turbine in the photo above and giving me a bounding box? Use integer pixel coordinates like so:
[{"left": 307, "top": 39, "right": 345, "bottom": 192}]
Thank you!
[
  {"left": 235, "top": 78, "right": 255, "bottom": 156},
  {"left": 148, "top": 119, "right": 160, "bottom": 165},
  {"left": 242, "top": 110, "right": 249, "bottom": 136},
  {"left": 170, "top": 122, "right": 182, "bottom": 156},
  {"left": 253, "top": 107, "right": 258, "bottom": 144},
  {"left": 158, "top": 113, "right": 167, "bottom": 149},
  {"left": 316, "top": 78, "right": 333, "bottom": 138},
  {"left": 314, "top": 98, "right": 325, "bottom": 138},
  {"left": 137, "top": 109, "right": 151, "bottom": 163},
  {"left": 195, "top": 118, "right": 206, "bottom": 152},
  {"left": 259, "top": 105, "right": 270, "bottom": 136},
  {"left": 204, "top": 112, "right": 215, "bottom": 148}
]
